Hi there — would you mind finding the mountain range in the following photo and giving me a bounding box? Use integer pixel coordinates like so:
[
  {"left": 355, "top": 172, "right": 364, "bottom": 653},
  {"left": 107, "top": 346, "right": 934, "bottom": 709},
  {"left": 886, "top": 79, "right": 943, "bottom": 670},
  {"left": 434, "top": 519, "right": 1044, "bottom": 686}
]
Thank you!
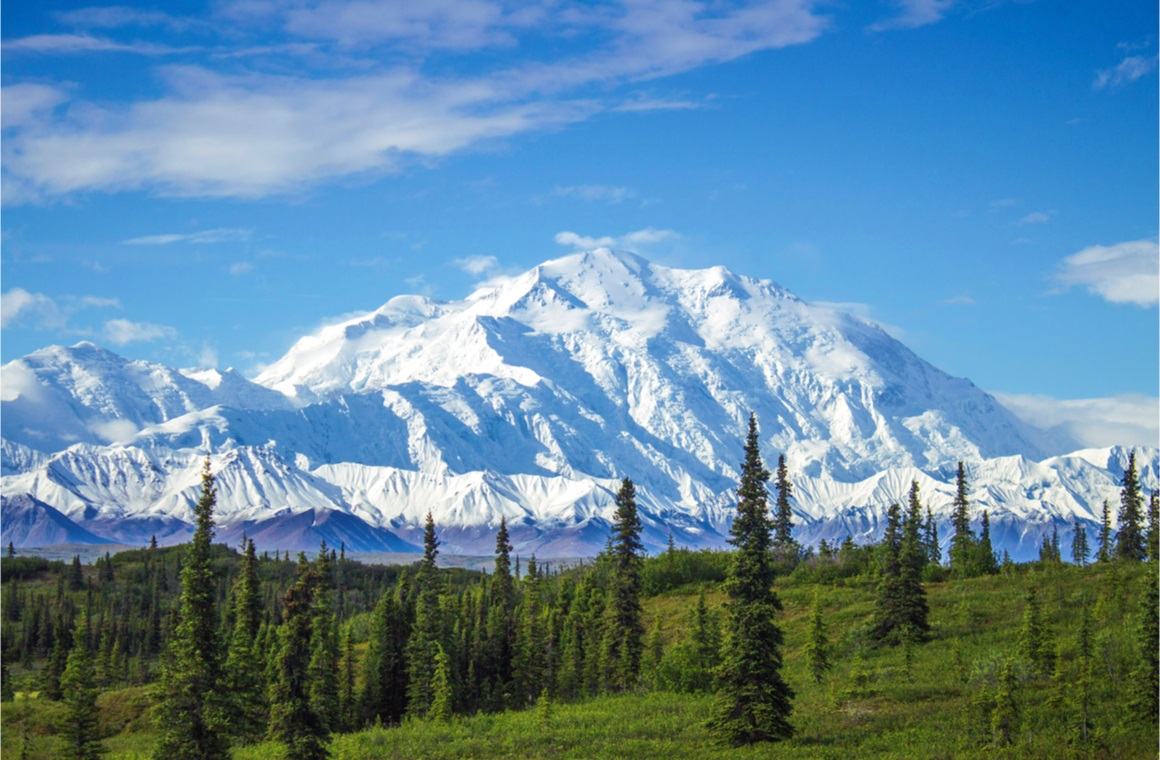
[{"left": 2, "top": 249, "right": 1155, "bottom": 559}]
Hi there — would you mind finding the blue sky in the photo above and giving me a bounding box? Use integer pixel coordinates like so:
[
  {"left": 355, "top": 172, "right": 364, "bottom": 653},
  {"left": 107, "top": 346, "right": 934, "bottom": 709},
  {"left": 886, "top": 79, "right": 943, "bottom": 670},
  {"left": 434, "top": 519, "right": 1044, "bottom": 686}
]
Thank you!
[{"left": 2, "top": 0, "right": 1157, "bottom": 448}]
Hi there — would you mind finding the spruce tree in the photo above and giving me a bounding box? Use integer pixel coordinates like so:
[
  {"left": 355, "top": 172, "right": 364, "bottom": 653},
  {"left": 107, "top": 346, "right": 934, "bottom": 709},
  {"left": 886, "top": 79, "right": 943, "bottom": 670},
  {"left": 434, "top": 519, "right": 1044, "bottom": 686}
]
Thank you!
[
  {"left": 772, "top": 454, "right": 797, "bottom": 553},
  {"left": 268, "top": 554, "right": 328, "bottom": 760},
  {"left": 1147, "top": 490, "right": 1159, "bottom": 562},
  {"left": 1017, "top": 587, "right": 1050, "bottom": 675},
  {"left": 308, "top": 542, "right": 340, "bottom": 733},
  {"left": 804, "top": 589, "right": 830, "bottom": 684},
  {"left": 602, "top": 478, "right": 645, "bottom": 692},
  {"left": 338, "top": 627, "right": 355, "bottom": 732},
  {"left": 990, "top": 659, "right": 1018, "bottom": 747},
  {"left": 223, "top": 538, "right": 266, "bottom": 743},
  {"left": 359, "top": 579, "right": 409, "bottom": 725},
  {"left": 898, "top": 485, "right": 931, "bottom": 642},
  {"left": 406, "top": 512, "right": 442, "bottom": 717},
  {"left": 1115, "top": 452, "right": 1146, "bottom": 561},
  {"left": 974, "top": 510, "right": 998, "bottom": 575},
  {"left": 152, "top": 457, "right": 229, "bottom": 760},
  {"left": 70, "top": 555, "right": 85, "bottom": 591},
  {"left": 486, "top": 517, "right": 516, "bottom": 702},
  {"left": 1097, "top": 500, "right": 1113, "bottom": 563},
  {"left": 949, "top": 461, "right": 975, "bottom": 574},
  {"left": 60, "top": 609, "right": 103, "bottom": 760},
  {"left": 513, "top": 558, "right": 547, "bottom": 706},
  {"left": 1071, "top": 520, "right": 1089, "bottom": 567},
  {"left": 429, "top": 643, "right": 454, "bottom": 722},
  {"left": 708, "top": 413, "right": 794, "bottom": 745},
  {"left": 924, "top": 507, "right": 941, "bottom": 566},
  {"left": 1129, "top": 572, "right": 1159, "bottom": 723}
]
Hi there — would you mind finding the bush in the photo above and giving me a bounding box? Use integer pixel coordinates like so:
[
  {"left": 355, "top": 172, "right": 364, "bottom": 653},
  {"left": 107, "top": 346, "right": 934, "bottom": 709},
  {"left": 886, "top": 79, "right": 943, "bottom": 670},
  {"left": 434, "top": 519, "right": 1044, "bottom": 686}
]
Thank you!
[{"left": 641, "top": 549, "right": 729, "bottom": 596}]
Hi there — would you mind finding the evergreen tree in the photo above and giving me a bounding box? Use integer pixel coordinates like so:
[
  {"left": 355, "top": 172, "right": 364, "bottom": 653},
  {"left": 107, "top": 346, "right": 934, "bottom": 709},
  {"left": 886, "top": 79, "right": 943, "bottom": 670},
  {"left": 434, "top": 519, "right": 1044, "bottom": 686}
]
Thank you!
[
  {"left": 975, "top": 510, "right": 998, "bottom": 575},
  {"left": 429, "top": 643, "right": 454, "bottom": 722},
  {"left": 69, "top": 555, "right": 85, "bottom": 591},
  {"left": 60, "top": 609, "right": 103, "bottom": 760},
  {"left": 602, "top": 477, "right": 645, "bottom": 692},
  {"left": 486, "top": 517, "right": 516, "bottom": 703},
  {"left": 359, "top": 579, "right": 409, "bottom": 726},
  {"left": 1097, "top": 500, "right": 1113, "bottom": 563},
  {"left": 708, "top": 413, "right": 794, "bottom": 745},
  {"left": 1071, "top": 520, "right": 1089, "bottom": 567},
  {"left": 1017, "top": 587, "right": 1051, "bottom": 675},
  {"left": 990, "top": 659, "right": 1018, "bottom": 747},
  {"left": 152, "top": 457, "right": 229, "bottom": 760},
  {"left": 1115, "top": 452, "right": 1146, "bottom": 561},
  {"left": 1, "top": 660, "right": 13, "bottom": 703},
  {"left": 308, "top": 542, "right": 340, "bottom": 733},
  {"left": 268, "top": 554, "right": 328, "bottom": 760},
  {"left": 1147, "top": 490, "right": 1159, "bottom": 562},
  {"left": 772, "top": 454, "right": 797, "bottom": 553},
  {"left": 899, "top": 484, "right": 931, "bottom": 640},
  {"left": 689, "top": 591, "right": 721, "bottom": 685},
  {"left": 406, "top": 512, "right": 442, "bottom": 717},
  {"left": 6, "top": 540, "right": 14, "bottom": 558},
  {"left": 949, "top": 462, "right": 976, "bottom": 574},
  {"left": 804, "top": 589, "right": 830, "bottom": 684},
  {"left": 338, "top": 627, "right": 356, "bottom": 732},
  {"left": 1129, "top": 573, "right": 1159, "bottom": 723},
  {"left": 871, "top": 501, "right": 928, "bottom": 644},
  {"left": 223, "top": 538, "right": 266, "bottom": 743},
  {"left": 924, "top": 507, "right": 941, "bottom": 566}
]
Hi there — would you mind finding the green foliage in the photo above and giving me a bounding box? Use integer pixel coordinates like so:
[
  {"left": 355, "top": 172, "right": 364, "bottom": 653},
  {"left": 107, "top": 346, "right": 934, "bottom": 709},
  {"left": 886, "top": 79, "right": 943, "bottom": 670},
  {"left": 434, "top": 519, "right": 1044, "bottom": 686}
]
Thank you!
[
  {"left": 0, "top": 557, "right": 60, "bottom": 583},
  {"left": 1071, "top": 519, "right": 1089, "bottom": 567},
  {"left": 772, "top": 454, "right": 797, "bottom": 553},
  {"left": 60, "top": 610, "right": 103, "bottom": 760},
  {"left": 601, "top": 478, "right": 645, "bottom": 692},
  {"left": 1115, "top": 452, "right": 1147, "bottom": 561},
  {"left": 406, "top": 513, "right": 442, "bottom": 718},
  {"left": 151, "top": 458, "right": 229, "bottom": 760},
  {"left": 429, "top": 643, "right": 453, "bottom": 723},
  {"left": 222, "top": 538, "right": 266, "bottom": 744},
  {"left": 804, "top": 590, "right": 830, "bottom": 684},
  {"left": 1097, "top": 500, "right": 1113, "bottom": 563},
  {"left": 949, "top": 461, "right": 976, "bottom": 574},
  {"left": 707, "top": 413, "right": 794, "bottom": 745},
  {"left": 640, "top": 549, "right": 728, "bottom": 596}
]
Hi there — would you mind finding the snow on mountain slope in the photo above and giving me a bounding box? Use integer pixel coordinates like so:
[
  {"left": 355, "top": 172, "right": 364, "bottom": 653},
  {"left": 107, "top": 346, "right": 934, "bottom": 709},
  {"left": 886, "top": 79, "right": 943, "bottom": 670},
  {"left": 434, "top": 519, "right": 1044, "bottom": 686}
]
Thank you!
[
  {"left": 1, "top": 494, "right": 114, "bottom": 548},
  {"left": 1, "top": 248, "right": 1150, "bottom": 559}
]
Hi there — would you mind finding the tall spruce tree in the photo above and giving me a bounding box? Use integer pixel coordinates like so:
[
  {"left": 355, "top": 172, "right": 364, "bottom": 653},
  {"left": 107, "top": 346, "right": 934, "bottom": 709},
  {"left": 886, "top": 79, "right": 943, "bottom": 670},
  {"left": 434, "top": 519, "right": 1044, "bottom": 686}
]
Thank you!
[
  {"left": 924, "top": 507, "right": 941, "bottom": 566},
  {"left": 949, "top": 461, "right": 976, "bottom": 574},
  {"left": 1097, "top": 500, "right": 1113, "bottom": 563},
  {"left": 60, "top": 609, "right": 102, "bottom": 760},
  {"left": 1129, "top": 572, "right": 1159, "bottom": 723},
  {"left": 223, "top": 538, "right": 266, "bottom": 743},
  {"left": 601, "top": 478, "right": 644, "bottom": 692},
  {"left": 1115, "top": 452, "right": 1146, "bottom": 561},
  {"left": 407, "top": 512, "right": 442, "bottom": 717},
  {"left": 708, "top": 414, "right": 794, "bottom": 745},
  {"left": 974, "top": 510, "right": 998, "bottom": 575},
  {"left": 1147, "top": 490, "right": 1159, "bottom": 562},
  {"left": 358, "top": 579, "right": 409, "bottom": 725},
  {"left": 268, "top": 553, "right": 328, "bottom": 760},
  {"left": 898, "top": 484, "right": 931, "bottom": 641},
  {"left": 486, "top": 517, "right": 516, "bottom": 703},
  {"left": 308, "top": 542, "right": 340, "bottom": 733},
  {"left": 1071, "top": 520, "right": 1089, "bottom": 567},
  {"left": 871, "top": 501, "right": 928, "bottom": 644},
  {"left": 772, "top": 454, "right": 797, "bottom": 553},
  {"left": 152, "top": 457, "right": 229, "bottom": 760}
]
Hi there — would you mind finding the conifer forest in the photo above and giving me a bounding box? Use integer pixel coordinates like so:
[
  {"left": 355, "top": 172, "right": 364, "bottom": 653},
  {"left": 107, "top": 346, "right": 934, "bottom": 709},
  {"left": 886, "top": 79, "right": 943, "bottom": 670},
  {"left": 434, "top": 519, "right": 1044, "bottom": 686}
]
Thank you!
[{"left": 1, "top": 417, "right": 1157, "bottom": 759}]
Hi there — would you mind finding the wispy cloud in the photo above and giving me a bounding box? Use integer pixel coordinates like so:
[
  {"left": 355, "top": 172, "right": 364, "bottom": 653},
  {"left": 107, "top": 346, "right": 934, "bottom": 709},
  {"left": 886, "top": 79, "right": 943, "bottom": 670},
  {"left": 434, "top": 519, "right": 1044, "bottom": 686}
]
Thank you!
[
  {"left": 229, "top": 261, "right": 254, "bottom": 275},
  {"left": 1, "top": 288, "right": 120, "bottom": 329},
  {"left": 3, "top": 0, "right": 831, "bottom": 202},
  {"left": 452, "top": 255, "right": 499, "bottom": 275},
  {"left": 1055, "top": 238, "right": 1159, "bottom": 307},
  {"left": 3, "top": 33, "right": 198, "bottom": 56},
  {"left": 122, "top": 228, "right": 253, "bottom": 245},
  {"left": 1018, "top": 210, "right": 1054, "bottom": 225},
  {"left": 55, "top": 5, "right": 199, "bottom": 31},
  {"left": 554, "top": 185, "right": 637, "bottom": 204},
  {"left": 103, "top": 318, "right": 178, "bottom": 344},
  {"left": 868, "top": 0, "right": 954, "bottom": 32},
  {"left": 1094, "top": 53, "right": 1158, "bottom": 90},
  {"left": 554, "top": 227, "right": 679, "bottom": 251},
  {"left": 941, "top": 295, "right": 975, "bottom": 306},
  {"left": 994, "top": 392, "right": 1159, "bottom": 449}
]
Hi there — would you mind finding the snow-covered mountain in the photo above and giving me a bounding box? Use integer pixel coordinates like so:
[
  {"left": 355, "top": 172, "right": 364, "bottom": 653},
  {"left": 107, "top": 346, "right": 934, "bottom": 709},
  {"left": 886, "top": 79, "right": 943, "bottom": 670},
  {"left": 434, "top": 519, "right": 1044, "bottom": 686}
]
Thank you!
[{"left": 1, "top": 249, "right": 1155, "bottom": 559}]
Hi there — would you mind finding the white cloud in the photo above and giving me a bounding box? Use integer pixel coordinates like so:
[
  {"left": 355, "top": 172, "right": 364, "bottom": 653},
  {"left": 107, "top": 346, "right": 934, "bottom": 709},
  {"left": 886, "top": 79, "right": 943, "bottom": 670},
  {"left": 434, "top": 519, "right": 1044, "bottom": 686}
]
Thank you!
[
  {"left": 941, "top": 295, "right": 975, "bottom": 306},
  {"left": 1, "top": 289, "right": 66, "bottom": 329},
  {"left": 1, "top": 288, "right": 121, "bottom": 329},
  {"left": 122, "top": 228, "right": 253, "bottom": 245},
  {"left": 452, "top": 255, "right": 499, "bottom": 275},
  {"left": 1055, "top": 239, "right": 1158, "bottom": 307},
  {"left": 554, "top": 185, "right": 637, "bottom": 204},
  {"left": 89, "top": 419, "right": 140, "bottom": 444},
  {"left": 229, "top": 261, "right": 254, "bottom": 275},
  {"left": 868, "top": 0, "right": 954, "bottom": 32},
  {"left": 1094, "top": 54, "right": 1158, "bottom": 90},
  {"left": 554, "top": 227, "right": 679, "bottom": 252},
  {"left": 994, "top": 392, "right": 1159, "bottom": 450},
  {"left": 3, "top": 0, "right": 830, "bottom": 201},
  {"left": 56, "top": 6, "right": 196, "bottom": 31},
  {"left": 3, "top": 34, "right": 197, "bottom": 56},
  {"left": 1018, "top": 210, "right": 1054, "bottom": 225},
  {"left": 103, "top": 318, "right": 178, "bottom": 344}
]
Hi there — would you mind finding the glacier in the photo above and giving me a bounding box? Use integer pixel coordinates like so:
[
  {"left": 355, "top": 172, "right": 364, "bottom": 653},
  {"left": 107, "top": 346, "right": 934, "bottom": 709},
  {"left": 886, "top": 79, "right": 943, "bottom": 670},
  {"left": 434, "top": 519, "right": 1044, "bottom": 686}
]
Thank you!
[{"left": 1, "top": 249, "right": 1155, "bottom": 559}]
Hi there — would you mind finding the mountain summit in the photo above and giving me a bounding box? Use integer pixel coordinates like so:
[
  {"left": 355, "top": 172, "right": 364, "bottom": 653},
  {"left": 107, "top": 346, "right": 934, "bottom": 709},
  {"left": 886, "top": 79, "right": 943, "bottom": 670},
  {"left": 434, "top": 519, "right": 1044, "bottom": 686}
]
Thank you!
[{"left": 1, "top": 250, "right": 1152, "bottom": 557}]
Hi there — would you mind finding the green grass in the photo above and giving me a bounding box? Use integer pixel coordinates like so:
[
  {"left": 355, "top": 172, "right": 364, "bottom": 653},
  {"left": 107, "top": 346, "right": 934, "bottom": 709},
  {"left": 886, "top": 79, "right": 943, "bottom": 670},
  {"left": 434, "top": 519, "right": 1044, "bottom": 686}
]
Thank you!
[{"left": 3, "top": 561, "right": 1156, "bottom": 759}]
